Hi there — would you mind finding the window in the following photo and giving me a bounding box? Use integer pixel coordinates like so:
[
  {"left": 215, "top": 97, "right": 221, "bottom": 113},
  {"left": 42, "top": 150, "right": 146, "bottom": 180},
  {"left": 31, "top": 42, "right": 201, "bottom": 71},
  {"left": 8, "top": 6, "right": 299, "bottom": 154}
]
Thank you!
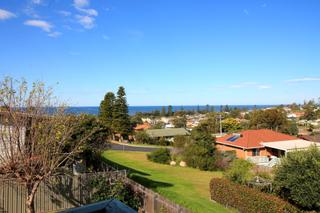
[{"left": 252, "top": 149, "right": 260, "bottom": 156}]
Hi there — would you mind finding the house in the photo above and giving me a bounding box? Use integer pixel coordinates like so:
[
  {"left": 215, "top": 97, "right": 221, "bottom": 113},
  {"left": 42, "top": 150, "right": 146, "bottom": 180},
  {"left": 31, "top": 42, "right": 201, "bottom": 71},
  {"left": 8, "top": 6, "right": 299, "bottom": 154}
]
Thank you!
[
  {"left": 134, "top": 122, "right": 151, "bottom": 131},
  {"left": 215, "top": 129, "right": 319, "bottom": 159},
  {"left": 146, "top": 128, "right": 189, "bottom": 142}
]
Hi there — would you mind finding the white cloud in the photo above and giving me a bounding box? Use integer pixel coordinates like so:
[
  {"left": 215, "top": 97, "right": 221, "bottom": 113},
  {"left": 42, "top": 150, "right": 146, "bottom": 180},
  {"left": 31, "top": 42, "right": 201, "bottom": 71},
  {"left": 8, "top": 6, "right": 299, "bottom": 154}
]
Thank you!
[
  {"left": 77, "top": 8, "right": 98, "bottom": 16},
  {"left": 24, "top": 19, "right": 53, "bottom": 32},
  {"left": 261, "top": 3, "right": 267, "bottom": 8},
  {"left": 286, "top": 77, "right": 320, "bottom": 83},
  {"left": 73, "top": 0, "right": 89, "bottom": 8},
  {"left": 258, "top": 85, "right": 271, "bottom": 89},
  {"left": 48, "top": 31, "right": 62, "bottom": 37},
  {"left": 58, "top": 10, "right": 71, "bottom": 16},
  {"left": 243, "top": 9, "right": 249, "bottom": 15},
  {"left": 75, "top": 15, "right": 95, "bottom": 29},
  {"left": 32, "top": 0, "right": 42, "bottom": 5},
  {"left": 0, "top": 9, "right": 16, "bottom": 20},
  {"left": 230, "top": 82, "right": 271, "bottom": 90}
]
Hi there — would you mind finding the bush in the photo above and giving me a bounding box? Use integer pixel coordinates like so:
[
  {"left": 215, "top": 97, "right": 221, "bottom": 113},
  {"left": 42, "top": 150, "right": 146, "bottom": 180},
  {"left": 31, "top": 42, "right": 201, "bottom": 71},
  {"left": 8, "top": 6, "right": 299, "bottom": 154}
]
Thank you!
[
  {"left": 182, "top": 126, "right": 217, "bottom": 171},
  {"left": 210, "top": 178, "right": 301, "bottom": 213},
  {"left": 147, "top": 148, "right": 171, "bottom": 164},
  {"left": 214, "top": 150, "right": 236, "bottom": 170},
  {"left": 273, "top": 146, "right": 320, "bottom": 211},
  {"left": 87, "top": 174, "right": 143, "bottom": 210},
  {"left": 224, "top": 159, "right": 253, "bottom": 184},
  {"left": 135, "top": 131, "right": 155, "bottom": 144}
]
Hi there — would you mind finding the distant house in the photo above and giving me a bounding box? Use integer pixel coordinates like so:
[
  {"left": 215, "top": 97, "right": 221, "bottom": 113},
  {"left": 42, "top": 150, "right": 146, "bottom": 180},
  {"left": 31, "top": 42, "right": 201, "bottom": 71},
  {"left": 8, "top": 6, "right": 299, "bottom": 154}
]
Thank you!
[
  {"left": 287, "top": 111, "right": 305, "bottom": 119},
  {"left": 215, "top": 129, "right": 319, "bottom": 159},
  {"left": 146, "top": 128, "right": 189, "bottom": 141},
  {"left": 134, "top": 122, "right": 151, "bottom": 132}
]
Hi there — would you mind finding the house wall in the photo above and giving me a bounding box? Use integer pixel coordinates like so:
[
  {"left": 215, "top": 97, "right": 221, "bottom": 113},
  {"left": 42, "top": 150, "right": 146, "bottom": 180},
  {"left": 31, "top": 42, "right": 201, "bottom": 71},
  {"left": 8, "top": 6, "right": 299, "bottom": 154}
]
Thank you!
[
  {"left": 215, "top": 144, "right": 246, "bottom": 159},
  {"left": 216, "top": 144, "right": 274, "bottom": 159}
]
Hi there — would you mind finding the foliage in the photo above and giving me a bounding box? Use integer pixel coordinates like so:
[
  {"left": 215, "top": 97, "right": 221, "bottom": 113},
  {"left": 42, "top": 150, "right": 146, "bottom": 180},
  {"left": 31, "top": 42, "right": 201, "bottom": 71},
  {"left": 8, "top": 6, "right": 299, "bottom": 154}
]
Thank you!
[
  {"left": 221, "top": 118, "right": 241, "bottom": 133},
  {"left": 130, "top": 114, "right": 143, "bottom": 127},
  {"left": 147, "top": 148, "right": 171, "bottom": 164},
  {"left": 161, "top": 106, "right": 166, "bottom": 117},
  {"left": 172, "top": 116, "right": 187, "bottom": 128},
  {"left": 302, "top": 100, "right": 318, "bottom": 120},
  {"left": 135, "top": 131, "right": 155, "bottom": 144},
  {"left": 224, "top": 159, "right": 253, "bottom": 184},
  {"left": 0, "top": 77, "right": 94, "bottom": 213},
  {"left": 273, "top": 146, "right": 320, "bottom": 211},
  {"left": 167, "top": 105, "right": 173, "bottom": 116},
  {"left": 249, "top": 108, "right": 288, "bottom": 132},
  {"left": 112, "top": 86, "right": 132, "bottom": 138},
  {"left": 151, "top": 122, "right": 165, "bottom": 129},
  {"left": 210, "top": 178, "right": 301, "bottom": 213},
  {"left": 67, "top": 114, "right": 109, "bottom": 171},
  {"left": 281, "top": 120, "right": 299, "bottom": 136},
  {"left": 199, "top": 112, "right": 219, "bottom": 133},
  {"left": 182, "top": 126, "right": 217, "bottom": 171},
  {"left": 173, "top": 135, "right": 190, "bottom": 148},
  {"left": 214, "top": 151, "right": 236, "bottom": 171},
  {"left": 89, "top": 174, "right": 143, "bottom": 210},
  {"left": 99, "top": 92, "right": 115, "bottom": 130}
]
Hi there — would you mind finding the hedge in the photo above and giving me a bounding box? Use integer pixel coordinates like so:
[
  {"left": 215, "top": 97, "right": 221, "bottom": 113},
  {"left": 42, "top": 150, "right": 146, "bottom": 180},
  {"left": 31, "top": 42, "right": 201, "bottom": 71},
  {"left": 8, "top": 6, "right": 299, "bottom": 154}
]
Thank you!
[{"left": 210, "top": 178, "right": 301, "bottom": 213}]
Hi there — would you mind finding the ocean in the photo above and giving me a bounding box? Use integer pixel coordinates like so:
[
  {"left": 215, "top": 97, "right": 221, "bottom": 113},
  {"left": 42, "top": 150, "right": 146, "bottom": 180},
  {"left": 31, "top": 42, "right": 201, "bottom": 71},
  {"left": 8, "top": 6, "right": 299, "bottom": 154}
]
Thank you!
[{"left": 66, "top": 105, "right": 275, "bottom": 116}]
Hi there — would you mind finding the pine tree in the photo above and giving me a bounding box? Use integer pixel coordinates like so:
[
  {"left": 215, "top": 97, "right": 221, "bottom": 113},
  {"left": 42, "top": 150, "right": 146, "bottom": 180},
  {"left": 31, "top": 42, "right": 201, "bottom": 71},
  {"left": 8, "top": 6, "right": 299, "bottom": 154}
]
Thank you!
[
  {"left": 161, "top": 106, "right": 166, "bottom": 117},
  {"left": 112, "top": 86, "right": 131, "bottom": 140},
  {"left": 167, "top": 105, "right": 173, "bottom": 116},
  {"left": 99, "top": 92, "right": 115, "bottom": 129}
]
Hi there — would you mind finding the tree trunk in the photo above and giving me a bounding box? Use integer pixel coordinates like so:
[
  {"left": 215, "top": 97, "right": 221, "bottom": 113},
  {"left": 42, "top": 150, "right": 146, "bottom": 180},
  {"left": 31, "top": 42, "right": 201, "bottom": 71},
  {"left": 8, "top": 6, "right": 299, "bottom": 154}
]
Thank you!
[{"left": 26, "top": 180, "right": 41, "bottom": 213}]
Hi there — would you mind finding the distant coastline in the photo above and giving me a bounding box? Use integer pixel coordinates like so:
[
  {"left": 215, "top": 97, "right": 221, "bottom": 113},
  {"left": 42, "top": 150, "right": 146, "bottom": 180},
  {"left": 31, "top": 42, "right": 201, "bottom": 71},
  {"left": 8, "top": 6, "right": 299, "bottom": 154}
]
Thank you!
[{"left": 66, "top": 105, "right": 277, "bottom": 116}]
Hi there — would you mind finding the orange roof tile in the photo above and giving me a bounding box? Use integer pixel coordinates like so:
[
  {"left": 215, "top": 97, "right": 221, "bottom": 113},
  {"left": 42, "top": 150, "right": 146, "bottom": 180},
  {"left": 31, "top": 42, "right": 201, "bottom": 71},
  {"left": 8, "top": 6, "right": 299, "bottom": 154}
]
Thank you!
[{"left": 216, "top": 129, "right": 297, "bottom": 149}]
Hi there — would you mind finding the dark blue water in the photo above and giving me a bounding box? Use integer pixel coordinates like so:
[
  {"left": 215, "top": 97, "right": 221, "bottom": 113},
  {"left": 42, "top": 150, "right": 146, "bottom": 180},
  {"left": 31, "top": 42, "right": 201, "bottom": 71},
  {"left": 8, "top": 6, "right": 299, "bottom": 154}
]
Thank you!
[{"left": 66, "top": 105, "right": 275, "bottom": 116}]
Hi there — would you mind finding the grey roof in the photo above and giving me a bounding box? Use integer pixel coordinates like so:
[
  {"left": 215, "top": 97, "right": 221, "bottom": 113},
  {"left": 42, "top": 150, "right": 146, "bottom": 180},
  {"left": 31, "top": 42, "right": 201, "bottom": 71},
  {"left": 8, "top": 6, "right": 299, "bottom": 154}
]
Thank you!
[{"left": 146, "top": 128, "right": 190, "bottom": 138}]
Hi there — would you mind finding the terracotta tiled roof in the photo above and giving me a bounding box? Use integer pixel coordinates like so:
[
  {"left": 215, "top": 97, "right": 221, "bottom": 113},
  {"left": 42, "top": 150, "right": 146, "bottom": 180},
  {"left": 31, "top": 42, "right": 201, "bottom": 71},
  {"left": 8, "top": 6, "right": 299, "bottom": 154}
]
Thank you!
[
  {"left": 216, "top": 129, "right": 298, "bottom": 149},
  {"left": 134, "top": 123, "right": 151, "bottom": 130}
]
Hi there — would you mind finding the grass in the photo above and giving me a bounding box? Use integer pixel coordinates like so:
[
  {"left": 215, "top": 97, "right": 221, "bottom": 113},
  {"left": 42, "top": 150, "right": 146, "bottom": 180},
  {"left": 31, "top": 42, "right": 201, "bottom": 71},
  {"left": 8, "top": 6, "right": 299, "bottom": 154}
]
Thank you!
[{"left": 102, "top": 150, "right": 232, "bottom": 213}]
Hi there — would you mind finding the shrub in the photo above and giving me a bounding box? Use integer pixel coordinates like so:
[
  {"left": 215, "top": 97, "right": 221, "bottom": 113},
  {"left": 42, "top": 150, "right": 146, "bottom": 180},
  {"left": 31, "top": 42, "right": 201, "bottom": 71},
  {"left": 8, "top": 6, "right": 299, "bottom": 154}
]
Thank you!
[
  {"left": 273, "top": 146, "right": 320, "bottom": 211},
  {"left": 224, "top": 159, "right": 253, "bottom": 184},
  {"left": 135, "top": 131, "right": 155, "bottom": 144},
  {"left": 210, "top": 178, "right": 301, "bottom": 213},
  {"left": 87, "top": 174, "right": 143, "bottom": 210},
  {"left": 182, "top": 126, "right": 217, "bottom": 171},
  {"left": 147, "top": 148, "right": 171, "bottom": 164},
  {"left": 214, "top": 150, "right": 236, "bottom": 170}
]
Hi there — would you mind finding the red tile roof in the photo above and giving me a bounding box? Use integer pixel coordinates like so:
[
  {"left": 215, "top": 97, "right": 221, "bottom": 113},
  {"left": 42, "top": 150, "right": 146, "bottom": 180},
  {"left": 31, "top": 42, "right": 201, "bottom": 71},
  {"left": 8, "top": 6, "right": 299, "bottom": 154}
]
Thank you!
[
  {"left": 216, "top": 129, "right": 297, "bottom": 149},
  {"left": 134, "top": 123, "right": 151, "bottom": 131}
]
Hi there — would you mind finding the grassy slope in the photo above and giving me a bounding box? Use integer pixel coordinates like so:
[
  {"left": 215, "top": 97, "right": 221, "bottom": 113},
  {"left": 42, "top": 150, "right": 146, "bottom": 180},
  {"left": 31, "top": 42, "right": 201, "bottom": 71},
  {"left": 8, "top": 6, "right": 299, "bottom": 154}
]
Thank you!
[{"left": 102, "top": 150, "right": 231, "bottom": 213}]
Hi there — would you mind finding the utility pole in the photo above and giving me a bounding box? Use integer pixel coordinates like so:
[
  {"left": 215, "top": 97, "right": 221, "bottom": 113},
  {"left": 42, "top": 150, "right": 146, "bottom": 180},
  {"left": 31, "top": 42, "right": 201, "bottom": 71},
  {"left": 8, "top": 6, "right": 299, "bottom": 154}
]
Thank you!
[{"left": 219, "top": 114, "right": 222, "bottom": 135}]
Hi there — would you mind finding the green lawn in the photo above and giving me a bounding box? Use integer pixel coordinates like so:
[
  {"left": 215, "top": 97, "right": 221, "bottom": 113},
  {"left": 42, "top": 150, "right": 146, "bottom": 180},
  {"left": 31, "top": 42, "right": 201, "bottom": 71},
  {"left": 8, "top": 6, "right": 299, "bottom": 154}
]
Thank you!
[{"left": 102, "top": 150, "right": 232, "bottom": 213}]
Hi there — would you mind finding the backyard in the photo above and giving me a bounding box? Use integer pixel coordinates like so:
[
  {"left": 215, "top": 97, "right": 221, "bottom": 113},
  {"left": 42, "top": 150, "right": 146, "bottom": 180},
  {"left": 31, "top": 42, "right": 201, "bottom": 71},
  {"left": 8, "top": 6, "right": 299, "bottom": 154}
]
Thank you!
[{"left": 102, "top": 150, "right": 232, "bottom": 213}]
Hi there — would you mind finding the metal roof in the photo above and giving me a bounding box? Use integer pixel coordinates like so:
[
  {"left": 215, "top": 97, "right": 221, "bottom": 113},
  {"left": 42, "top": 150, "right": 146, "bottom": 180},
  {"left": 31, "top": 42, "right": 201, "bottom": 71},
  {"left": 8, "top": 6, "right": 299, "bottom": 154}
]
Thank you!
[
  {"left": 262, "top": 140, "right": 320, "bottom": 152},
  {"left": 146, "top": 128, "right": 189, "bottom": 138}
]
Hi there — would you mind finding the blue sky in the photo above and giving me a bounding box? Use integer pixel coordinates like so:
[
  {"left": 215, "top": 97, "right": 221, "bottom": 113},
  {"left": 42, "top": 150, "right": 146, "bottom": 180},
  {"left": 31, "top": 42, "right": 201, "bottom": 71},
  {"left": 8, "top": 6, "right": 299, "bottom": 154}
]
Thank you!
[{"left": 0, "top": 0, "right": 319, "bottom": 106}]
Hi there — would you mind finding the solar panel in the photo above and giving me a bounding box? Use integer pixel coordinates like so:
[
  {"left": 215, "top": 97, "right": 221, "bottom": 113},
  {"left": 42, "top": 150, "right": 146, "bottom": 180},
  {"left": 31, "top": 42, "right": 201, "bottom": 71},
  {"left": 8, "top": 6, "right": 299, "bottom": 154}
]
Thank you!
[{"left": 226, "top": 134, "right": 240, "bottom": 142}]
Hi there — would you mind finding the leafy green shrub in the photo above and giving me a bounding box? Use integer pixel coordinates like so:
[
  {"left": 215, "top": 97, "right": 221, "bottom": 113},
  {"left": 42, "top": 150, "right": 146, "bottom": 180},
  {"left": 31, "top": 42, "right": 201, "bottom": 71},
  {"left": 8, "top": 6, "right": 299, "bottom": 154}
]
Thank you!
[
  {"left": 147, "top": 148, "right": 171, "bottom": 164},
  {"left": 274, "top": 146, "right": 320, "bottom": 211},
  {"left": 88, "top": 174, "right": 143, "bottom": 210},
  {"left": 182, "top": 126, "right": 217, "bottom": 171},
  {"left": 210, "top": 178, "right": 301, "bottom": 213},
  {"left": 135, "top": 131, "right": 155, "bottom": 144},
  {"left": 224, "top": 159, "right": 253, "bottom": 184}
]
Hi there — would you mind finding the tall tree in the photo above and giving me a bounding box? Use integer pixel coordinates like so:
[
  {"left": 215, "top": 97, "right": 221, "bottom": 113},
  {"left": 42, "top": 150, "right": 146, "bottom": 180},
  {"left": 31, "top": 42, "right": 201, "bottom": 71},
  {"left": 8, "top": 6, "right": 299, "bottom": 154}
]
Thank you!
[
  {"left": 161, "top": 106, "right": 166, "bottom": 117},
  {"left": 112, "top": 86, "right": 131, "bottom": 140},
  {"left": 167, "top": 105, "right": 173, "bottom": 116},
  {"left": 99, "top": 92, "right": 115, "bottom": 129},
  {"left": 0, "top": 77, "right": 94, "bottom": 213}
]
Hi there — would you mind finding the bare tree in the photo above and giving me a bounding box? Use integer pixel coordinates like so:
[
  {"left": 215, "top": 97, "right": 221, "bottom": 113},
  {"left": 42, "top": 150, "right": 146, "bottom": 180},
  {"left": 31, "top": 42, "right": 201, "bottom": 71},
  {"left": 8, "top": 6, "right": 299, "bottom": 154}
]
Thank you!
[{"left": 0, "top": 77, "right": 94, "bottom": 213}]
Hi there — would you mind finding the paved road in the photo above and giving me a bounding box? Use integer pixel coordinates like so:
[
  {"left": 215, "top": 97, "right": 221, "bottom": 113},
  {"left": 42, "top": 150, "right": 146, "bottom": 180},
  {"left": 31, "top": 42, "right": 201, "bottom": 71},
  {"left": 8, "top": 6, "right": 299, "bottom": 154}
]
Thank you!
[{"left": 110, "top": 143, "right": 162, "bottom": 152}]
